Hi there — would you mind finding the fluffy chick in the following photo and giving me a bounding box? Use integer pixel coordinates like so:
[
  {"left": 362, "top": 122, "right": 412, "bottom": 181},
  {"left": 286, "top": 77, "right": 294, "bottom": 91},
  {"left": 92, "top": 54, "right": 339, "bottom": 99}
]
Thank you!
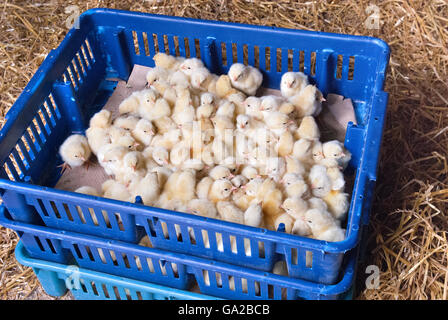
[
  {"left": 187, "top": 198, "right": 218, "bottom": 219},
  {"left": 321, "top": 140, "right": 352, "bottom": 169},
  {"left": 208, "top": 179, "right": 235, "bottom": 202},
  {"left": 281, "top": 173, "right": 309, "bottom": 199},
  {"left": 323, "top": 190, "right": 350, "bottom": 220},
  {"left": 281, "top": 197, "right": 308, "bottom": 220},
  {"left": 216, "top": 201, "right": 244, "bottom": 224},
  {"left": 244, "top": 201, "right": 263, "bottom": 227},
  {"left": 274, "top": 213, "right": 294, "bottom": 233},
  {"left": 289, "top": 84, "right": 324, "bottom": 117},
  {"left": 309, "top": 164, "right": 332, "bottom": 198},
  {"left": 128, "top": 172, "right": 160, "bottom": 206},
  {"left": 296, "top": 116, "right": 320, "bottom": 141},
  {"left": 89, "top": 110, "right": 112, "bottom": 129},
  {"left": 153, "top": 52, "right": 183, "bottom": 70},
  {"left": 59, "top": 134, "right": 91, "bottom": 171},
  {"left": 101, "top": 179, "right": 132, "bottom": 202},
  {"left": 228, "top": 63, "right": 263, "bottom": 96},
  {"left": 280, "top": 71, "right": 309, "bottom": 98},
  {"left": 304, "top": 208, "right": 345, "bottom": 242}
]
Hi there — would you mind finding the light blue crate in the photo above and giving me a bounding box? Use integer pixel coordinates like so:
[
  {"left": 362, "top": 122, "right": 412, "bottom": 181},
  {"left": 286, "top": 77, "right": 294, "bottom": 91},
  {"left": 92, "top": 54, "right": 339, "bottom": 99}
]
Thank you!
[{"left": 15, "top": 241, "right": 219, "bottom": 300}]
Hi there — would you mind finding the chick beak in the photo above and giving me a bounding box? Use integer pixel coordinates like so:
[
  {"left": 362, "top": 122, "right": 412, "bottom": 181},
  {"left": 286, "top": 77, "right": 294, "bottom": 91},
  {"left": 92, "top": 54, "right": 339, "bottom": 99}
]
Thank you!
[
  {"left": 287, "top": 83, "right": 293, "bottom": 88},
  {"left": 81, "top": 156, "right": 86, "bottom": 162},
  {"left": 134, "top": 142, "right": 140, "bottom": 148},
  {"left": 149, "top": 129, "right": 155, "bottom": 135},
  {"left": 132, "top": 165, "right": 137, "bottom": 172},
  {"left": 228, "top": 174, "right": 235, "bottom": 179},
  {"left": 231, "top": 186, "right": 238, "bottom": 193},
  {"left": 311, "top": 184, "right": 316, "bottom": 189},
  {"left": 287, "top": 120, "right": 295, "bottom": 126},
  {"left": 256, "top": 174, "right": 262, "bottom": 178},
  {"left": 320, "top": 96, "right": 327, "bottom": 102},
  {"left": 240, "top": 185, "right": 247, "bottom": 190},
  {"left": 163, "top": 160, "right": 169, "bottom": 165}
]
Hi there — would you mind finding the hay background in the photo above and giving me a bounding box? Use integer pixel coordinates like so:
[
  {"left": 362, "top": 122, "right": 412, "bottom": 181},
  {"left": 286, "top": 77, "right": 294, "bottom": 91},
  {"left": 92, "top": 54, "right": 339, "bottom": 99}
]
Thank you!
[{"left": 0, "top": 0, "right": 447, "bottom": 300}]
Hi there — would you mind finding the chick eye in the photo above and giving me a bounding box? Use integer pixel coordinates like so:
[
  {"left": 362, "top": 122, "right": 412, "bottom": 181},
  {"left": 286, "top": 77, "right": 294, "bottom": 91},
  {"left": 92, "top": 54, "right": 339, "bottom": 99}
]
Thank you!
[
  {"left": 333, "top": 153, "right": 338, "bottom": 157},
  {"left": 74, "top": 155, "right": 78, "bottom": 158},
  {"left": 224, "top": 188, "right": 229, "bottom": 191}
]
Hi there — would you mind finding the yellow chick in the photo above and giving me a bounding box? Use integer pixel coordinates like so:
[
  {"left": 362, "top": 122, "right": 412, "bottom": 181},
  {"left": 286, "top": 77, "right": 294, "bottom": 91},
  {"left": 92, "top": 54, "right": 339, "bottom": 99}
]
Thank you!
[
  {"left": 308, "top": 164, "right": 332, "bottom": 198},
  {"left": 186, "top": 198, "right": 218, "bottom": 219},
  {"left": 285, "top": 155, "right": 306, "bottom": 175},
  {"left": 215, "top": 74, "right": 240, "bottom": 98},
  {"left": 281, "top": 197, "right": 308, "bottom": 220},
  {"left": 89, "top": 110, "right": 112, "bottom": 129},
  {"left": 128, "top": 172, "right": 160, "bottom": 206},
  {"left": 169, "top": 70, "right": 190, "bottom": 88},
  {"left": 196, "top": 176, "right": 214, "bottom": 199},
  {"left": 163, "top": 170, "right": 197, "bottom": 203},
  {"left": 151, "top": 165, "right": 173, "bottom": 188},
  {"left": 292, "top": 138, "right": 313, "bottom": 163},
  {"left": 118, "top": 92, "right": 140, "bottom": 115},
  {"left": 277, "top": 130, "right": 294, "bottom": 157},
  {"left": 179, "top": 57, "right": 205, "bottom": 77},
  {"left": 296, "top": 116, "right": 320, "bottom": 141},
  {"left": 215, "top": 100, "right": 235, "bottom": 120},
  {"left": 169, "top": 141, "right": 190, "bottom": 167},
  {"left": 59, "top": 134, "right": 91, "bottom": 172},
  {"left": 289, "top": 84, "right": 324, "bottom": 117},
  {"left": 323, "top": 190, "right": 350, "bottom": 220},
  {"left": 244, "top": 201, "right": 263, "bottom": 227},
  {"left": 208, "top": 179, "right": 235, "bottom": 202},
  {"left": 227, "top": 92, "right": 247, "bottom": 115},
  {"left": 280, "top": 71, "right": 309, "bottom": 98},
  {"left": 228, "top": 63, "right": 263, "bottom": 96},
  {"left": 321, "top": 140, "right": 352, "bottom": 169},
  {"left": 261, "top": 188, "right": 283, "bottom": 218},
  {"left": 101, "top": 179, "right": 132, "bottom": 202},
  {"left": 75, "top": 186, "right": 100, "bottom": 197},
  {"left": 281, "top": 173, "right": 309, "bottom": 199},
  {"left": 86, "top": 127, "right": 111, "bottom": 155},
  {"left": 231, "top": 188, "right": 254, "bottom": 211},
  {"left": 153, "top": 52, "right": 183, "bottom": 70},
  {"left": 131, "top": 118, "right": 155, "bottom": 147},
  {"left": 241, "top": 165, "right": 260, "bottom": 181},
  {"left": 97, "top": 144, "right": 128, "bottom": 175},
  {"left": 151, "top": 146, "right": 170, "bottom": 166},
  {"left": 244, "top": 96, "right": 263, "bottom": 120},
  {"left": 146, "top": 66, "right": 170, "bottom": 87},
  {"left": 140, "top": 97, "right": 171, "bottom": 121},
  {"left": 292, "top": 219, "right": 312, "bottom": 237},
  {"left": 274, "top": 213, "right": 294, "bottom": 233},
  {"left": 216, "top": 201, "right": 244, "bottom": 224},
  {"left": 209, "top": 165, "right": 233, "bottom": 181},
  {"left": 304, "top": 208, "right": 345, "bottom": 242},
  {"left": 326, "top": 166, "right": 345, "bottom": 191},
  {"left": 114, "top": 114, "right": 140, "bottom": 132},
  {"left": 190, "top": 67, "right": 214, "bottom": 90},
  {"left": 153, "top": 116, "right": 176, "bottom": 134}
]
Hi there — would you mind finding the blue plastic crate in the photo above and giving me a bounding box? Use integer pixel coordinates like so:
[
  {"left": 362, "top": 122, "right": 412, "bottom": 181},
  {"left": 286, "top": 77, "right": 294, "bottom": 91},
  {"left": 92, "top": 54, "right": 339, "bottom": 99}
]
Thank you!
[
  {"left": 0, "top": 9, "right": 389, "bottom": 285},
  {"left": 15, "top": 241, "right": 219, "bottom": 300},
  {"left": 4, "top": 207, "right": 356, "bottom": 300}
]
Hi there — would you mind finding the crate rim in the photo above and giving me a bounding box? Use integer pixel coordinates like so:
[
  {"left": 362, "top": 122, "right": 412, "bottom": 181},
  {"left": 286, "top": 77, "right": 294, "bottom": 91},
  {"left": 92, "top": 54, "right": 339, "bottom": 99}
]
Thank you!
[{"left": 0, "top": 178, "right": 362, "bottom": 253}]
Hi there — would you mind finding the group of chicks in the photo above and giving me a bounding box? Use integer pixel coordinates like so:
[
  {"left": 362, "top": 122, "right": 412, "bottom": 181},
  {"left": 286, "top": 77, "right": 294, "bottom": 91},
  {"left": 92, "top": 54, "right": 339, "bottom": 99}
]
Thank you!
[{"left": 58, "top": 52, "right": 351, "bottom": 243}]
